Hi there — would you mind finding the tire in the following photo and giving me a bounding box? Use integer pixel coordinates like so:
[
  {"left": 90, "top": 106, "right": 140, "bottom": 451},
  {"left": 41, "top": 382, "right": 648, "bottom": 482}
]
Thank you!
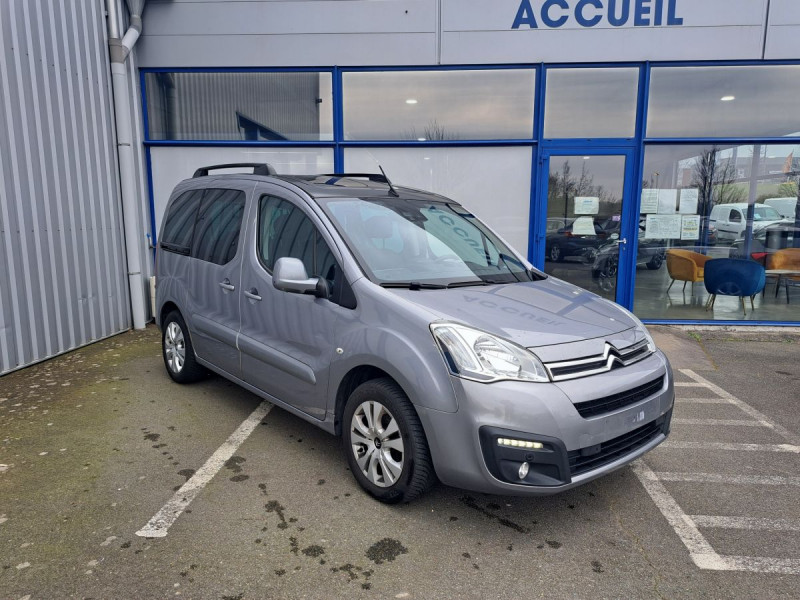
[
  {"left": 549, "top": 244, "right": 563, "bottom": 262},
  {"left": 161, "top": 310, "right": 206, "bottom": 384},
  {"left": 646, "top": 254, "right": 664, "bottom": 270},
  {"left": 343, "top": 378, "right": 435, "bottom": 504}
]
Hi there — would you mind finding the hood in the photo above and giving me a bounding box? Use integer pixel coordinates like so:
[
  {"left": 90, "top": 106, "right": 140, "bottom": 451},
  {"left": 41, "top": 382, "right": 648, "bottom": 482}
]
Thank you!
[
  {"left": 755, "top": 218, "right": 792, "bottom": 231},
  {"left": 388, "top": 277, "right": 636, "bottom": 348}
]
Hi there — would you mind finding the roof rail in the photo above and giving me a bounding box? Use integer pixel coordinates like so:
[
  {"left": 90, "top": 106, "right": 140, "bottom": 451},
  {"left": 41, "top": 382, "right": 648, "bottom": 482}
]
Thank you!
[
  {"left": 320, "top": 173, "right": 389, "bottom": 184},
  {"left": 193, "top": 163, "right": 277, "bottom": 178}
]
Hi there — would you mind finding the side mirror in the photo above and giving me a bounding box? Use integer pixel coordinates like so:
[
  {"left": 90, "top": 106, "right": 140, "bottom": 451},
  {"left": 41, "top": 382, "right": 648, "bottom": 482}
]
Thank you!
[{"left": 273, "top": 257, "right": 329, "bottom": 299}]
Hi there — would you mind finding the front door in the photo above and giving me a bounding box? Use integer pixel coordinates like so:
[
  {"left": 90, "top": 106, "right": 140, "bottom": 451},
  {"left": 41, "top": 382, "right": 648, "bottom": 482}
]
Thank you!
[
  {"left": 237, "top": 187, "right": 343, "bottom": 421},
  {"left": 534, "top": 150, "right": 636, "bottom": 304}
]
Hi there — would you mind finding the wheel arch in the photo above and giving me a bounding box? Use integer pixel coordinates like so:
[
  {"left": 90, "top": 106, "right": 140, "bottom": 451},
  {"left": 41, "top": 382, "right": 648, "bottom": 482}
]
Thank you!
[
  {"left": 333, "top": 365, "right": 397, "bottom": 437},
  {"left": 159, "top": 301, "right": 181, "bottom": 330}
]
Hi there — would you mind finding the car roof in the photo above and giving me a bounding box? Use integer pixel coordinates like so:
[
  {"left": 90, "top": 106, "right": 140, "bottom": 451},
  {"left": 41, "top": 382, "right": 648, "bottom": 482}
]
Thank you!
[{"left": 181, "top": 169, "right": 453, "bottom": 203}]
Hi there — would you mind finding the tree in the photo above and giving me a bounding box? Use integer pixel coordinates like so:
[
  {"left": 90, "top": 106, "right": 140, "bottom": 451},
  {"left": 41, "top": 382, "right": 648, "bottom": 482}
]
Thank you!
[{"left": 690, "top": 147, "right": 745, "bottom": 248}]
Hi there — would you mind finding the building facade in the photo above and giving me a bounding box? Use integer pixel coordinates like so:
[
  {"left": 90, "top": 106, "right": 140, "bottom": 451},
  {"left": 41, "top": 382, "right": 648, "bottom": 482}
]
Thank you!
[{"left": 2, "top": 0, "right": 800, "bottom": 373}]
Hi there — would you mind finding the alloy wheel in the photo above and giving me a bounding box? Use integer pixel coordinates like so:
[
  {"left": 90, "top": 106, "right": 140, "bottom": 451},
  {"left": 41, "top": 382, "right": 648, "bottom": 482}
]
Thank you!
[
  {"left": 164, "top": 321, "right": 186, "bottom": 374},
  {"left": 350, "top": 400, "right": 405, "bottom": 488}
]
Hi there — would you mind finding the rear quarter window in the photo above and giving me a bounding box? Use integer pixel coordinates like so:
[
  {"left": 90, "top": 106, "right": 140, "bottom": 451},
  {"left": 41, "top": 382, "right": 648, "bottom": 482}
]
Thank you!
[{"left": 161, "top": 190, "right": 203, "bottom": 253}]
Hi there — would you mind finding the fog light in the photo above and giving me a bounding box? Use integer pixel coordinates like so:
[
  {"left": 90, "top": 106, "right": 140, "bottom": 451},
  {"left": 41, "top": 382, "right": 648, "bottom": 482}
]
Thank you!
[
  {"left": 518, "top": 462, "right": 529, "bottom": 479},
  {"left": 497, "top": 438, "right": 544, "bottom": 450}
]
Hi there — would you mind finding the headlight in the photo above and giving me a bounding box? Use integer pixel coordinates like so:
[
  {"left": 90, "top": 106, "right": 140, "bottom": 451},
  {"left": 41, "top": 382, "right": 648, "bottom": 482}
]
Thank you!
[{"left": 430, "top": 323, "right": 550, "bottom": 383}]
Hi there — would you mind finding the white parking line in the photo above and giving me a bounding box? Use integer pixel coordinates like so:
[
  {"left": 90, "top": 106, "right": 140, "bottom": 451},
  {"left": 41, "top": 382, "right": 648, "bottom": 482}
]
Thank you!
[
  {"left": 136, "top": 401, "right": 272, "bottom": 539},
  {"left": 674, "top": 397, "right": 734, "bottom": 404},
  {"left": 661, "top": 441, "right": 800, "bottom": 453},
  {"left": 654, "top": 472, "right": 800, "bottom": 486},
  {"left": 705, "top": 556, "right": 800, "bottom": 575},
  {"left": 672, "top": 418, "right": 769, "bottom": 427},
  {"left": 690, "top": 516, "right": 800, "bottom": 532},
  {"left": 631, "top": 461, "right": 721, "bottom": 560},
  {"left": 631, "top": 461, "right": 800, "bottom": 575},
  {"left": 680, "top": 369, "right": 800, "bottom": 446},
  {"left": 634, "top": 369, "right": 800, "bottom": 574}
]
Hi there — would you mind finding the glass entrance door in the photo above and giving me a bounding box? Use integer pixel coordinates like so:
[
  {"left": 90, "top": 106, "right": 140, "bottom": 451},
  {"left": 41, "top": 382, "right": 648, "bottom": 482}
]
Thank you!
[{"left": 535, "top": 151, "right": 635, "bottom": 303}]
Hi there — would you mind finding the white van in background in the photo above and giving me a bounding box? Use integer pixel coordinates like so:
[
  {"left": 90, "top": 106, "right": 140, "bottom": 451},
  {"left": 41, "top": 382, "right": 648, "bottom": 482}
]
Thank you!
[
  {"left": 708, "top": 203, "right": 787, "bottom": 241},
  {"left": 764, "top": 197, "right": 798, "bottom": 220}
]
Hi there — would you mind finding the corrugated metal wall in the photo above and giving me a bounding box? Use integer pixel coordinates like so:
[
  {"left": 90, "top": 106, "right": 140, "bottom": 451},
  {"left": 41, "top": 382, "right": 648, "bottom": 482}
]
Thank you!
[{"left": 0, "top": 0, "right": 132, "bottom": 375}]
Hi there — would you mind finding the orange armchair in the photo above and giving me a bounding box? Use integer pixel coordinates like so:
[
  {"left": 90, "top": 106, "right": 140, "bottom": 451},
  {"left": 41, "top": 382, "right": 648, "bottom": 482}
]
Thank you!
[
  {"left": 766, "top": 248, "right": 800, "bottom": 271},
  {"left": 767, "top": 248, "right": 800, "bottom": 302},
  {"left": 666, "top": 249, "right": 712, "bottom": 294}
]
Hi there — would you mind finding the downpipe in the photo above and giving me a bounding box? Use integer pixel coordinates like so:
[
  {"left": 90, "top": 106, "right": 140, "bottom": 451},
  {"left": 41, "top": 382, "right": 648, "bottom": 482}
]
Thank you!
[{"left": 106, "top": 1, "right": 147, "bottom": 329}]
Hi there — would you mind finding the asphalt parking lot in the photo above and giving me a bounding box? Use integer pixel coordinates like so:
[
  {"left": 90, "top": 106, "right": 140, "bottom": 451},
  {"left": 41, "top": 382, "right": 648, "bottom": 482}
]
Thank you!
[{"left": 1, "top": 325, "right": 798, "bottom": 599}]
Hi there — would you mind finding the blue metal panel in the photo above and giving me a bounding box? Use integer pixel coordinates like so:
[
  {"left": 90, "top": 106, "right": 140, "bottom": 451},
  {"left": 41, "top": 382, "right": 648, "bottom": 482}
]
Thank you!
[
  {"left": 332, "top": 67, "right": 344, "bottom": 172},
  {"left": 644, "top": 320, "right": 800, "bottom": 327},
  {"left": 144, "top": 140, "right": 338, "bottom": 147},
  {"left": 145, "top": 146, "right": 158, "bottom": 248},
  {"left": 622, "top": 62, "right": 652, "bottom": 310}
]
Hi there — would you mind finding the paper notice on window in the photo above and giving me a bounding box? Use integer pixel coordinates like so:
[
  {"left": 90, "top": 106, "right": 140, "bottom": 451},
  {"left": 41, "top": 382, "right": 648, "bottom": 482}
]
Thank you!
[
  {"left": 679, "top": 189, "right": 699, "bottom": 214},
  {"left": 657, "top": 189, "right": 678, "bottom": 214},
  {"left": 641, "top": 189, "right": 659, "bottom": 214},
  {"left": 571, "top": 216, "right": 597, "bottom": 236},
  {"left": 645, "top": 214, "right": 682, "bottom": 239},
  {"left": 574, "top": 197, "right": 600, "bottom": 215},
  {"left": 680, "top": 215, "right": 701, "bottom": 240}
]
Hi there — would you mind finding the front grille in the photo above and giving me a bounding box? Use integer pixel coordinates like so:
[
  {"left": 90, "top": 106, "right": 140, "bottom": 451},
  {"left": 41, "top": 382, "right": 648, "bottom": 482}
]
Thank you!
[
  {"left": 574, "top": 376, "right": 664, "bottom": 419},
  {"left": 544, "top": 339, "right": 652, "bottom": 381},
  {"left": 568, "top": 418, "right": 663, "bottom": 477}
]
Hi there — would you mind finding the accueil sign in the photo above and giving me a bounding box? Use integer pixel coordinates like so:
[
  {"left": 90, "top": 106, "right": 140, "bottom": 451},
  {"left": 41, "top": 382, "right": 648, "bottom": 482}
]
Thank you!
[{"left": 512, "top": 0, "right": 684, "bottom": 28}]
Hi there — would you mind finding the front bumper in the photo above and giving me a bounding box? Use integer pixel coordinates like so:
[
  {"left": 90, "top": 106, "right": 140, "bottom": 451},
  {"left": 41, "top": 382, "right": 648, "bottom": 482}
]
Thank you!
[{"left": 417, "top": 351, "right": 674, "bottom": 496}]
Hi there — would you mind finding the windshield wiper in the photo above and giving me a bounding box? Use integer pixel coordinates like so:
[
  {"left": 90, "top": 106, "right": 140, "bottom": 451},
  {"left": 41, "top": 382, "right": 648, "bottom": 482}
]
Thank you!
[
  {"left": 446, "top": 280, "right": 490, "bottom": 288},
  {"left": 380, "top": 281, "right": 448, "bottom": 290}
]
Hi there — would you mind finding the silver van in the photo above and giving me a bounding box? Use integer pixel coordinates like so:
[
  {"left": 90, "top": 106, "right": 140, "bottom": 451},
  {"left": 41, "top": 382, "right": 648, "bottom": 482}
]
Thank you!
[{"left": 156, "top": 163, "right": 674, "bottom": 503}]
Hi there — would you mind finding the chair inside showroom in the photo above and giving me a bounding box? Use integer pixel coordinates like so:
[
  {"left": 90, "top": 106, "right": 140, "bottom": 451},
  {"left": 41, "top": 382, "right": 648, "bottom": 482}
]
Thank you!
[
  {"left": 704, "top": 258, "right": 766, "bottom": 315},
  {"left": 665, "top": 249, "right": 711, "bottom": 295},
  {"left": 767, "top": 248, "right": 800, "bottom": 303}
]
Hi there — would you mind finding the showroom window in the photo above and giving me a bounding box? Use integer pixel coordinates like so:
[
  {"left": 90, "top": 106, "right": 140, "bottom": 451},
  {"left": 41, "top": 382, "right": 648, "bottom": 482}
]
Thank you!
[
  {"left": 647, "top": 65, "right": 800, "bottom": 139},
  {"left": 544, "top": 67, "right": 640, "bottom": 139},
  {"left": 144, "top": 71, "right": 334, "bottom": 141},
  {"left": 633, "top": 144, "right": 800, "bottom": 321},
  {"left": 342, "top": 69, "right": 536, "bottom": 140},
  {"left": 142, "top": 62, "right": 800, "bottom": 325}
]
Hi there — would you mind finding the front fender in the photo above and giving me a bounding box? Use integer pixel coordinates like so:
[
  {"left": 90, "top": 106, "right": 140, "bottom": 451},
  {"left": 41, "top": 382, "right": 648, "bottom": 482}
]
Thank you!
[{"left": 329, "top": 324, "right": 459, "bottom": 415}]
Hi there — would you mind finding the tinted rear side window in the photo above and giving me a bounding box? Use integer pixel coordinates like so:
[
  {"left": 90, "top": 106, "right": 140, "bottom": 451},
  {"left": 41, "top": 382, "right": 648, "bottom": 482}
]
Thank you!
[
  {"left": 161, "top": 190, "right": 203, "bottom": 253},
  {"left": 192, "top": 189, "right": 247, "bottom": 265}
]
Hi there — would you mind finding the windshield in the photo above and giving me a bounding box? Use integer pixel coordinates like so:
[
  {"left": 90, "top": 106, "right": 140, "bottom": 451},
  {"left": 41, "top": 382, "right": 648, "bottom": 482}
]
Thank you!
[
  {"left": 322, "top": 198, "right": 540, "bottom": 287},
  {"left": 754, "top": 206, "right": 783, "bottom": 221}
]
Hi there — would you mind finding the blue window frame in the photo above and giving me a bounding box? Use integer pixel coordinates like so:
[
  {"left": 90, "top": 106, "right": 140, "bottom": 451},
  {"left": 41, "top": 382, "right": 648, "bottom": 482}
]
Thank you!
[{"left": 140, "top": 60, "right": 800, "bottom": 327}]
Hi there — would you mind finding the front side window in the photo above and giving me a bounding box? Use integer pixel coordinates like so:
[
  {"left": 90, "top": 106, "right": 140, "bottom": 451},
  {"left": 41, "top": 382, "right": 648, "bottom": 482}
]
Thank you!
[
  {"left": 192, "top": 189, "right": 246, "bottom": 265},
  {"left": 322, "top": 198, "right": 539, "bottom": 287},
  {"left": 258, "top": 195, "right": 338, "bottom": 288}
]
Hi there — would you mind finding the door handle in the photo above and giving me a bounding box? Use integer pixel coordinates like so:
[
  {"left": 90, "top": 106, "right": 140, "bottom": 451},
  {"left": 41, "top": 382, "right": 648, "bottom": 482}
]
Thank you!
[
  {"left": 244, "top": 288, "right": 262, "bottom": 301},
  {"left": 619, "top": 238, "right": 628, "bottom": 245},
  {"left": 219, "top": 279, "right": 235, "bottom": 291}
]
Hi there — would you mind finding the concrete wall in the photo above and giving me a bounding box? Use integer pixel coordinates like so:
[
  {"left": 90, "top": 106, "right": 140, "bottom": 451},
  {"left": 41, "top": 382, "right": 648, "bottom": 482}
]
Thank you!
[
  {"left": 0, "top": 0, "right": 132, "bottom": 374},
  {"left": 136, "top": 0, "right": 798, "bottom": 67}
]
